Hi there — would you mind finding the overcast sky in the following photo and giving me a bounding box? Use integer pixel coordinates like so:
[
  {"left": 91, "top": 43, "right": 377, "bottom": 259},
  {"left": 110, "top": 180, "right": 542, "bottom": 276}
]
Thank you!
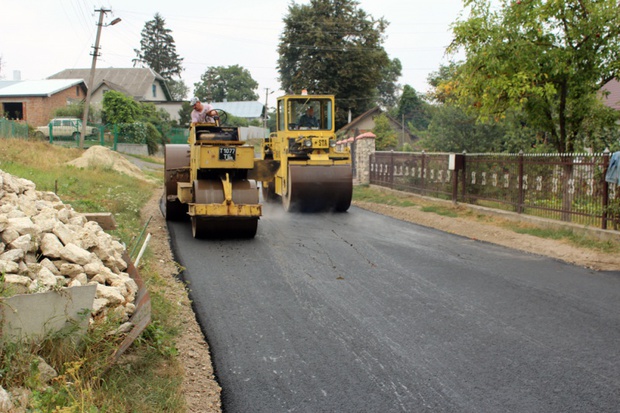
[{"left": 0, "top": 0, "right": 468, "bottom": 104}]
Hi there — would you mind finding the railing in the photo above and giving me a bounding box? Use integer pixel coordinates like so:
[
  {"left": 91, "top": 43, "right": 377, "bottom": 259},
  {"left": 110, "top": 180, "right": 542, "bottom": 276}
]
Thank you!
[
  {"left": 370, "top": 151, "right": 618, "bottom": 230},
  {"left": 0, "top": 119, "right": 29, "bottom": 139}
]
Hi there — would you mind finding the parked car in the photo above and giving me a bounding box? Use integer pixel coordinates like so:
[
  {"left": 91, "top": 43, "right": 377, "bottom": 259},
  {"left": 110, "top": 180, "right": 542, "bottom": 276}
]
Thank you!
[{"left": 34, "top": 118, "right": 97, "bottom": 140}]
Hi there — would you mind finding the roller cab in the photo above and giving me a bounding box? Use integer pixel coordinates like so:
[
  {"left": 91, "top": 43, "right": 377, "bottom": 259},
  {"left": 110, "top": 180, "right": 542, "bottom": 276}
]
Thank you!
[
  {"left": 261, "top": 94, "right": 352, "bottom": 212},
  {"left": 163, "top": 118, "right": 262, "bottom": 238}
]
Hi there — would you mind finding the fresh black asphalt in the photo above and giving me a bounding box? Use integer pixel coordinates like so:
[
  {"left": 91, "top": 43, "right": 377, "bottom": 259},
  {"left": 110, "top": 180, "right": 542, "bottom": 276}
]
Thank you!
[{"left": 167, "top": 203, "right": 620, "bottom": 412}]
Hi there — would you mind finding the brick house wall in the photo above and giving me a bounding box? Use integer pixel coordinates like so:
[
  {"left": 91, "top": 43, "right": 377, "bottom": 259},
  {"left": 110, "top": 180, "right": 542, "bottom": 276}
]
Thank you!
[{"left": 0, "top": 85, "right": 85, "bottom": 127}]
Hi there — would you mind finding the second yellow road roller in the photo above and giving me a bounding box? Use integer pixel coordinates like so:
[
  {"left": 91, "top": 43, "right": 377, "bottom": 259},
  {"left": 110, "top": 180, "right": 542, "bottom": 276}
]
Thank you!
[{"left": 261, "top": 93, "right": 353, "bottom": 212}]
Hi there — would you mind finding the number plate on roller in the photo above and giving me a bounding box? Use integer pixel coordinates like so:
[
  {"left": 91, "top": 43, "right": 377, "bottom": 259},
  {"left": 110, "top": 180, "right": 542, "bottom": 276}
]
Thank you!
[{"left": 219, "top": 147, "right": 236, "bottom": 161}]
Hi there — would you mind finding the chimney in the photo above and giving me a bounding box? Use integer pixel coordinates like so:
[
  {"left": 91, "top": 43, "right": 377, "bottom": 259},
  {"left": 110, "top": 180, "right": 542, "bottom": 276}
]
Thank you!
[{"left": 13, "top": 71, "right": 21, "bottom": 81}]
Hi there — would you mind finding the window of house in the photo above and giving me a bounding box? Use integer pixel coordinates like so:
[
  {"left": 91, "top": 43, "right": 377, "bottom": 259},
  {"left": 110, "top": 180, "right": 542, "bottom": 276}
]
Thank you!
[
  {"left": 152, "top": 84, "right": 157, "bottom": 98},
  {"left": 76, "top": 86, "right": 80, "bottom": 96}
]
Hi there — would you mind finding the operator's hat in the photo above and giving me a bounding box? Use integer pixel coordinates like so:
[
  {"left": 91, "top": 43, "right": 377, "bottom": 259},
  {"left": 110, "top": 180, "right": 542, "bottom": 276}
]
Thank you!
[{"left": 190, "top": 97, "right": 199, "bottom": 106}]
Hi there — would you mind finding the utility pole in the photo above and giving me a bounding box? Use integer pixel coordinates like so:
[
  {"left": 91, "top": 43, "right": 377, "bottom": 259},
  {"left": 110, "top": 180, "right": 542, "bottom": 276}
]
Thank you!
[
  {"left": 263, "top": 87, "right": 273, "bottom": 131},
  {"left": 80, "top": 9, "right": 120, "bottom": 149}
]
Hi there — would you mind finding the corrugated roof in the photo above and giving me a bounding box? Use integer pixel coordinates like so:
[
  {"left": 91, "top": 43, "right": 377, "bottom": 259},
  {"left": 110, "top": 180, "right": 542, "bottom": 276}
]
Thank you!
[
  {"left": 0, "top": 79, "right": 84, "bottom": 97},
  {"left": 209, "top": 101, "right": 264, "bottom": 118},
  {"left": 48, "top": 68, "right": 171, "bottom": 101}
]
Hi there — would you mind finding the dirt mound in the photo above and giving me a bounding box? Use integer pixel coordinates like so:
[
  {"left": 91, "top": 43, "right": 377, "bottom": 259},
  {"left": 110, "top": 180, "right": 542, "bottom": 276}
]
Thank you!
[{"left": 67, "top": 146, "right": 149, "bottom": 181}]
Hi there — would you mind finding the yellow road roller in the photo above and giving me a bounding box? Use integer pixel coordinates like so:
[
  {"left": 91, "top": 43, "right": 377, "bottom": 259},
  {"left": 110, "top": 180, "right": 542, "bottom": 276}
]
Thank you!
[
  {"left": 164, "top": 112, "right": 262, "bottom": 238},
  {"left": 261, "top": 93, "right": 352, "bottom": 212}
]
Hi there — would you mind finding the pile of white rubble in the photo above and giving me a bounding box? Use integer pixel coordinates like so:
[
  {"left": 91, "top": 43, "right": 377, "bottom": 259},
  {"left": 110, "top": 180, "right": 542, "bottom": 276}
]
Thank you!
[{"left": 0, "top": 169, "right": 137, "bottom": 323}]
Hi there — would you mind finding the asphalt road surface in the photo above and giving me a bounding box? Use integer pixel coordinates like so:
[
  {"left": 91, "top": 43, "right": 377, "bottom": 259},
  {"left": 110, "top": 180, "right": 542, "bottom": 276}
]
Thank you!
[{"left": 167, "top": 203, "right": 620, "bottom": 413}]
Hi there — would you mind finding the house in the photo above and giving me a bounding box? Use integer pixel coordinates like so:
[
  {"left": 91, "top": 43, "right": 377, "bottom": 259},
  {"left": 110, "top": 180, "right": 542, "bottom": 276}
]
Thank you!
[
  {"left": 0, "top": 79, "right": 87, "bottom": 126},
  {"left": 48, "top": 67, "right": 178, "bottom": 120},
  {"left": 601, "top": 79, "right": 620, "bottom": 111},
  {"left": 337, "top": 106, "right": 417, "bottom": 149}
]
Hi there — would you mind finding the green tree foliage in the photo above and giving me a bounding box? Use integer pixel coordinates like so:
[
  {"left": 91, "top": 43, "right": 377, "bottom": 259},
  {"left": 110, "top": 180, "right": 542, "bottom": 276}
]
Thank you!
[
  {"left": 193, "top": 65, "right": 259, "bottom": 102},
  {"left": 372, "top": 114, "right": 398, "bottom": 150},
  {"left": 448, "top": 0, "right": 620, "bottom": 153},
  {"left": 397, "top": 85, "right": 431, "bottom": 131},
  {"left": 277, "top": 0, "right": 392, "bottom": 127},
  {"left": 377, "top": 58, "right": 402, "bottom": 109},
  {"left": 166, "top": 78, "right": 189, "bottom": 101},
  {"left": 420, "top": 104, "right": 506, "bottom": 153},
  {"left": 102, "top": 91, "right": 140, "bottom": 124},
  {"left": 133, "top": 13, "right": 184, "bottom": 80}
]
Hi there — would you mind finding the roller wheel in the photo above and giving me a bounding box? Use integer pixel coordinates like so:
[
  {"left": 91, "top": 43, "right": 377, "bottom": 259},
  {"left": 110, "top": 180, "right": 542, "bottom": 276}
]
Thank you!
[{"left": 192, "top": 179, "right": 259, "bottom": 239}]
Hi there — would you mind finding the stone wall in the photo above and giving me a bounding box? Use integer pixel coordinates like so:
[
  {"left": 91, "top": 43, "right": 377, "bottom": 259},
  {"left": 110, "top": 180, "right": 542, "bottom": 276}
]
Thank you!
[{"left": 337, "top": 132, "right": 376, "bottom": 184}]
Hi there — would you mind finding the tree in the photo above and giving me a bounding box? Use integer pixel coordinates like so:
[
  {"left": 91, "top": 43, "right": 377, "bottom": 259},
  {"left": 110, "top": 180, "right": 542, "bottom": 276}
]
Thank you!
[
  {"left": 102, "top": 91, "right": 140, "bottom": 124},
  {"left": 133, "top": 13, "right": 184, "bottom": 80},
  {"left": 193, "top": 65, "right": 259, "bottom": 102},
  {"left": 166, "top": 79, "right": 189, "bottom": 101},
  {"left": 277, "top": 0, "right": 392, "bottom": 127},
  {"left": 377, "top": 58, "right": 402, "bottom": 109},
  {"left": 448, "top": 0, "right": 620, "bottom": 153},
  {"left": 372, "top": 114, "right": 398, "bottom": 150},
  {"left": 397, "top": 85, "right": 431, "bottom": 131}
]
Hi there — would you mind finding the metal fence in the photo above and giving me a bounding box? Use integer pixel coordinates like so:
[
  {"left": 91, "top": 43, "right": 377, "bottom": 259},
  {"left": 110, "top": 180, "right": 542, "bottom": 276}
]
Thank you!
[
  {"left": 370, "top": 151, "right": 619, "bottom": 230},
  {"left": 0, "top": 119, "right": 29, "bottom": 139}
]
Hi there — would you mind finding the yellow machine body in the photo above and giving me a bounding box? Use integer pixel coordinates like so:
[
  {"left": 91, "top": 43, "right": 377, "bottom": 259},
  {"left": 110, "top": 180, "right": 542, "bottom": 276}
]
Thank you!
[
  {"left": 163, "top": 120, "right": 263, "bottom": 238},
  {"left": 261, "top": 94, "right": 353, "bottom": 212}
]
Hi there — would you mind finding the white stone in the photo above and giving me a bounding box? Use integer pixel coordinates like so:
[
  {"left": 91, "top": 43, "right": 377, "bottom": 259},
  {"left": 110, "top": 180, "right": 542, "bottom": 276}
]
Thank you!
[
  {"left": 4, "top": 273, "right": 31, "bottom": 287},
  {"left": 0, "top": 248, "right": 23, "bottom": 262},
  {"left": 52, "top": 221, "right": 73, "bottom": 245},
  {"left": 0, "top": 385, "right": 14, "bottom": 412},
  {"left": 35, "top": 266, "right": 58, "bottom": 287},
  {"left": 40, "top": 233, "right": 64, "bottom": 258},
  {"left": 40, "top": 258, "right": 60, "bottom": 275},
  {"left": 8, "top": 234, "right": 34, "bottom": 253},
  {"left": 0, "top": 259, "right": 19, "bottom": 274},
  {"left": 7, "top": 216, "right": 37, "bottom": 236},
  {"left": 1, "top": 228, "right": 20, "bottom": 244},
  {"left": 60, "top": 243, "right": 94, "bottom": 266},
  {"left": 58, "top": 263, "right": 84, "bottom": 278},
  {"left": 96, "top": 284, "right": 125, "bottom": 305}
]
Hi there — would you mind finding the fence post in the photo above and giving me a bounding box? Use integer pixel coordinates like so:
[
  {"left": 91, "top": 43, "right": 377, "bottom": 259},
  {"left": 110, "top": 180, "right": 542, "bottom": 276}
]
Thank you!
[
  {"left": 517, "top": 150, "right": 524, "bottom": 214},
  {"left": 421, "top": 150, "right": 426, "bottom": 193},
  {"left": 390, "top": 150, "right": 394, "bottom": 189},
  {"left": 602, "top": 149, "right": 610, "bottom": 230},
  {"left": 113, "top": 124, "right": 118, "bottom": 151},
  {"left": 461, "top": 151, "right": 467, "bottom": 203}
]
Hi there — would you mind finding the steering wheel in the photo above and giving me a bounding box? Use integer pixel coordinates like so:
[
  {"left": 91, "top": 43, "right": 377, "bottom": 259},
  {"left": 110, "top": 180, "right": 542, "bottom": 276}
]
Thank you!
[{"left": 213, "top": 109, "right": 228, "bottom": 125}]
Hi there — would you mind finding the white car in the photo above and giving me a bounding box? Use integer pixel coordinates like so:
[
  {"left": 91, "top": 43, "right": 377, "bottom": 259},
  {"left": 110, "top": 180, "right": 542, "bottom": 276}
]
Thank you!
[{"left": 35, "top": 118, "right": 97, "bottom": 139}]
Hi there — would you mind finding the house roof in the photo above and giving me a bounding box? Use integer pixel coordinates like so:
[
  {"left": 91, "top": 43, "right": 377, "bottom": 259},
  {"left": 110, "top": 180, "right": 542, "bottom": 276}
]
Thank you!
[
  {"left": 0, "top": 80, "right": 22, "bottom": 90},
  {"left": 48, "top": 67, "right": 172, "bottom": 101},
  {"left": 0, "top": 79, "right": 85, "bottom": 97},
  {"left": 601, "top": 79, "right": 620, "bottom": 111},
  {"left": 338, "top": 107, "right": 382, "bottom": 133},
  {"left": 209, "top": 101, "right": 265, "bottom": 118}
]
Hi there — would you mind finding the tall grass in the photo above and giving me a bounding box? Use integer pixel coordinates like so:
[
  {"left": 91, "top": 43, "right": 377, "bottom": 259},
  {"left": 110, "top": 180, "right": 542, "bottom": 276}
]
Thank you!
[{"left": 0, "top": 140, "right": 187, "bottom": 411}]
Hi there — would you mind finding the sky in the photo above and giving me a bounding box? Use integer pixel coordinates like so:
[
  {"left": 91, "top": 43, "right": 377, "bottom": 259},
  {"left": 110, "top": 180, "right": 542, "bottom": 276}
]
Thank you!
[{"left": 0, "top": 0, "right": 469, "bottom": 105}]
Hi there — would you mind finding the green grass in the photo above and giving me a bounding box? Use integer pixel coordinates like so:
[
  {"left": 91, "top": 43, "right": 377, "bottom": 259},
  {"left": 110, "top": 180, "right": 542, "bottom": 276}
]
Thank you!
[
  {"left": 506, "top": 224, "right": 620, "bottom": 253},
  {"left": 0, "top": 140, "right": 186, "bottom": 412},
  {"left": 420, "top": 205, "right": 459, "bottom": 218},
  {"left": 353, "top": 185, "right": 416, "bottom": 207}
]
